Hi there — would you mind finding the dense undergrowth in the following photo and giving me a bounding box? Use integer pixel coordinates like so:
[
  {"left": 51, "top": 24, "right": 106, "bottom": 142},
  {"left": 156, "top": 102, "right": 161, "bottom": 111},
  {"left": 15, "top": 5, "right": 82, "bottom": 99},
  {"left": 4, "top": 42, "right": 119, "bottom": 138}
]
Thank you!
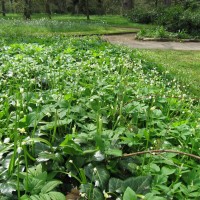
[
  {"left": 136, "top": 26, "right": 195, "bottom": 40},
  {"left": 0, "top": 35, "right": 200, "bottom": 200},
  {"left": 130, "top": 2, "right": 200, "bottom": 39}
]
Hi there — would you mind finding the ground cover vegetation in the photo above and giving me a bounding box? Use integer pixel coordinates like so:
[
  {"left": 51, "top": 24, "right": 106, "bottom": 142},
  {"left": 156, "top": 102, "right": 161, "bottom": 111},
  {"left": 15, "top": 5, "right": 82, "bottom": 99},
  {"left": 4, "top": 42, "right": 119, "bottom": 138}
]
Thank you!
[
  {"left": 0, "top": 33, "right": 200, "bottom": 199},
  {"left": 0, "top": 0, "right": 200, "bottom": 199}
]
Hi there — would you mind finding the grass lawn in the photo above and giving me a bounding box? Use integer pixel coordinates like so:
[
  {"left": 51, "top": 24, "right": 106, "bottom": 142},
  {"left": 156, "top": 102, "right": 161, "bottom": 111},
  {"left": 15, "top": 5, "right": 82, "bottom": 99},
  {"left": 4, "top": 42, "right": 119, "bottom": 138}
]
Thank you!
[
  {"left": 139, "top": 49, "right": 200, "bottom": 98},
  {"left": 0, "top": 14, "right": 152, "bottom": 36}
]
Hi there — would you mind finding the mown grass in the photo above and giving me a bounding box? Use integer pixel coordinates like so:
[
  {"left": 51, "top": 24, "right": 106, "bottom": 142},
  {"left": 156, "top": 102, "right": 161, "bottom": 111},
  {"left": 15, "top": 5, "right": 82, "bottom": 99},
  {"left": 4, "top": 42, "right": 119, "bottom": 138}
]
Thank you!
[
  {"left": 139, "top": 49, "right": 200, "bottom": 97},
  {"left": 0, "top": 14, "right": 152, "bottom": 36}
]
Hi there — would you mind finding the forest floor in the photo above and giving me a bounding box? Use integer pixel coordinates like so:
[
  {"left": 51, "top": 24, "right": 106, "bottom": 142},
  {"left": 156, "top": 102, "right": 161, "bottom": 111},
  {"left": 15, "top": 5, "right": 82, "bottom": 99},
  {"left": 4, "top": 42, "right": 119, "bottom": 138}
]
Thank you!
[{"left": 103, "top": 33, "right": 200, "bottom": 50}]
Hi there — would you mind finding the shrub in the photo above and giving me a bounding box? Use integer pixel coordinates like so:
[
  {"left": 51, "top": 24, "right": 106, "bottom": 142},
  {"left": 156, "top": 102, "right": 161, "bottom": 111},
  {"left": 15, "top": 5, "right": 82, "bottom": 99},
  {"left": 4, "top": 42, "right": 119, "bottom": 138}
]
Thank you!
[
  {"left": 129, "top": 4, "right": 200, "bottom": 36},
  {"left": 129, "top": 7, "right": 158, "bottom": 24}
]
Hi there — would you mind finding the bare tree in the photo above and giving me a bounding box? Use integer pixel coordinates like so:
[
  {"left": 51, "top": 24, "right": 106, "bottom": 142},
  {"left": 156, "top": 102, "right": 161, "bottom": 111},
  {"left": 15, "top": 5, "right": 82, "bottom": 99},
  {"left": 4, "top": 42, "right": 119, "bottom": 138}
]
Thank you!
[
  {"left": 45, "top": 0, "right": 51, "bottom": 19},
  {"left": 24, "top": 0, "right": 31, "bottom": 19},
  {"left": 2, "top": 0, "right": 6, "bottom": 16},
  {"left": 85, "top": 0, "right": 89, "bottom": 20},
  {"left": 164, "top": 0, "right": 171, "bottom": 6},
  {"left": 97, "top": 0, "right": 104, "bottom": 15},
  {"left": 122, "top": 0, "right": 133, "bottom": 10}
]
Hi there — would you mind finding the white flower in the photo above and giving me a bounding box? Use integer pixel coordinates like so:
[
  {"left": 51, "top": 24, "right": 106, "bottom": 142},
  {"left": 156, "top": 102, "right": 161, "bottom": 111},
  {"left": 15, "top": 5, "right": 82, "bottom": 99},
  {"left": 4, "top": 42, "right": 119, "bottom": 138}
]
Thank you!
[
  {"left": 28, "top": 106, "right": 33, "bottom": 112},
  {"left": 17, "top": 147, "right": 23, "bottom": 154},
  {"left": 4, "top": 138, "right": 10, "bottom": 144},
  {"left": 17, "top": 128, "right": 26, "bottom": 134},
  {"left": 16, "top": 100, "right": 20, "bottom": 107},
  {"left": 7, "top": 71, "right": 13, "bottom": 77},
  {"left": 69, "top": 160, "right": 73, "bottom": 163},
  {"left": 20, "top": 88, "right": 24, "bottom": 93},
  {"left": 80, "top": 193, "right": 86, "bottom": 197},
  {"left": 93, "top": 167, "right": 97, "bottom": 173},
  {"left": 95, "top": 180, "right": 100, "bottom": 187},
  {"left": 46, "top": 112, "right": 51, "bottom": 117},
  {"left": 68, "top": 172, "right": 72, "bottom": 178},
  {"left": 94, "top": 151, "right": 105, "bottom": 161},
  {"left": 103, "top": 190, "right": 111, "bottom": 199},
  {"left": 150, "top": 106, "right": 156, "bottom": 111}
]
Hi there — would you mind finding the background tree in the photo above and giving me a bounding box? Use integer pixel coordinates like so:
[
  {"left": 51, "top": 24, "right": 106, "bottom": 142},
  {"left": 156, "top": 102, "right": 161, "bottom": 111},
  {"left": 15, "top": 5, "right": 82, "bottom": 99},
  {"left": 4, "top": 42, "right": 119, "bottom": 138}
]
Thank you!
[
  {"left": 97, "top": 0, "right": 104, "bottom": 15},
  {"left": 45, "top": 0, "right": 51, "bottom": 19},
  {"left": 24, "top": 0, "right": 31, "bottom": 19},
  {"left": 1, "top": 0, "right": 6, "bottom": 16},
  {"left": 164, "top": 0, "right": 171, "bottom": 6},
  {"left": 123, "top": 0, "right": 134, "bottom": 10}
]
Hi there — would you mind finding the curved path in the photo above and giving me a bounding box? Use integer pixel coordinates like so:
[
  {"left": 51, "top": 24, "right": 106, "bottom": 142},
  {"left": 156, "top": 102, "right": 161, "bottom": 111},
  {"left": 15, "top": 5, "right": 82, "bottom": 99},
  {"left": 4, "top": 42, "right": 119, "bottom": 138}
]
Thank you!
[{"left": 102, "top": 34, "right": 200, "bottom": 50}]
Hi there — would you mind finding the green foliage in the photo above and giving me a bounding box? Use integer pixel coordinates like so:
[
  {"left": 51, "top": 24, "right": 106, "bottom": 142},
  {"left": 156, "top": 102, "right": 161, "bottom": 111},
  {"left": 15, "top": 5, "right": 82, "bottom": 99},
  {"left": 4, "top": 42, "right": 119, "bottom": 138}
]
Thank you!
[
  {"left": 19, "top": 164, "right": 65, "bottom": 200},
  {"left": 136, "top": 26, "right": 191, "bottom": 40},
  {"left": 0, "top": 35, "right": 200, "bottom": 199},
  {"left": 123, "top": 187, "right": 137, "bottom": 200},
  {"left": 130, "top": 4, "right": 200, "bottom": 37}
]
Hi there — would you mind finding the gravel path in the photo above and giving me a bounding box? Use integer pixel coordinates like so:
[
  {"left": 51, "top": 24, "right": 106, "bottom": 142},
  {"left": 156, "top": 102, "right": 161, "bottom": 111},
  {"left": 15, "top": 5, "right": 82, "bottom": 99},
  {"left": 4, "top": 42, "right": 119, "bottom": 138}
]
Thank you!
[{"left": 103, "top": 34, "right": 200, "bottom": 50}]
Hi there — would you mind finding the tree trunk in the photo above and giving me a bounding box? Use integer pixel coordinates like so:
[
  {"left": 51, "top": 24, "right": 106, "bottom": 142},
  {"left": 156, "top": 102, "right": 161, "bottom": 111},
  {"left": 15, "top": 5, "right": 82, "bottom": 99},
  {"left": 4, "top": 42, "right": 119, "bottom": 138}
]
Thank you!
[
  {"left": 97, "top": 0, "right": 104, "bottom": 15},
  {"left": 72, "top": 0, "right": 79, "bottom": 14},
  {"left": 123, "top": 0, "right": 133, "bottom": 10},
  {"left": 24, "top": 0, "right": 31, "bottom": 19},
  {"left": 155, "top": 0, "right": 158, "bottom": 7},
  {"left": 10, "top": 0, "right": 14, "bottom": 13},
  {"left": 85, "top": 0, "right": 89, "bottom": 20},
  {"left": 45, "top": 0, "right": 51, "bottom": 19},
  {"left": 164, "top": 0, "right": 171, "bottom": 6},
  {"left": 2, "top": 0, "right": 6, "bottom": 16}
]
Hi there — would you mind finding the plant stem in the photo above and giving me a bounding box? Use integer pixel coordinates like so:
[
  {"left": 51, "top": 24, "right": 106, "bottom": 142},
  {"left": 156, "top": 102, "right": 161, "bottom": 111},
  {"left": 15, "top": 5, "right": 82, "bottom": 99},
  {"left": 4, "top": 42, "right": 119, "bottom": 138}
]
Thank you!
[{"left": 120, "top": 149, "right": 200, "bottom": 161}]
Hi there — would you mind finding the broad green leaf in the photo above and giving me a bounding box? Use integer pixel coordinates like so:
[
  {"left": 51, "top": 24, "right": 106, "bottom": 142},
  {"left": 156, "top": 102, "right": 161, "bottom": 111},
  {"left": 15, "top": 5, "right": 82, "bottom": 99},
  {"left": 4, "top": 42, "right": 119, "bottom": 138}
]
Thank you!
[
  {"left": 123, "top": 176, "right": 152, "bottom": 194},
  {"left": 30, "top": 195, "right": 41, "bottom": 200},
  {"left": 182, "top": 168, "right": 200, "bottom": 185},
  {"left": 20, "top": 194, "right": 30, "bottom": 200},
  {"left": 109, "top": 178, "right": 123, "bottom": 193},
  {"left": 123, "top": 187, "right": 137, "bottom": 200},
  {"left": 161, "top": 167, "right": 176, "bottom": 176},
  {"left": 47, "top": 192, "right": 66, "bottom": 200},
  {"left": 105, "top": 149, "right": 122, "bottom": 157},
  {"left": 59, "top": 134, "right": 73, "bottom": 146},
  {"left": 64, "top": 93, "right": 73, "bottom": 101},
  {"left": 85, "top": 165, "right": 110, "bottom": 190},
  {"left": 150, "top": 163, "right": 160, "bottom": 172},
  {"left": 41, "top": 180, "right": 62, "bottom": 193},
  {"left": 92, "top": 188, "right": 104, "bottom": 200},
  {"left": 145, "top": 193, "right": 167, "bottom": 200},
  {"left": 22, "top": 137, "right": 52, "bottom": 148},
  {"left": 153, "top": 175, "right": 168, "bottom": 185},
  {"left": 37, "top": 151, "right": 56, "bottom": 162},
  {"left": 94, "top": 167, "right": 110, "bottom": 189},
  {"left": 38, "top": 193, "right": 51, "bottom": 200}
]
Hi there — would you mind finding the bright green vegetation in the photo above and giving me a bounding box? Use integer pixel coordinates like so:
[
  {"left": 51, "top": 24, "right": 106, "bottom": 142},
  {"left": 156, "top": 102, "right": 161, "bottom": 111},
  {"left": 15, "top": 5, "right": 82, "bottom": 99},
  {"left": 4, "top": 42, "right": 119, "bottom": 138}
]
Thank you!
[
  {"left": 136, "top": 26, "right": 194, "bottom": 40},
  {"left": 139, "top": 49, "right": 200, "bottom": 97},
  {"left": 0, "top": 34, "right": 200, "bottom": 199},
  {"left": 0, "top": 14, "right": 152, "bottom": 36}
]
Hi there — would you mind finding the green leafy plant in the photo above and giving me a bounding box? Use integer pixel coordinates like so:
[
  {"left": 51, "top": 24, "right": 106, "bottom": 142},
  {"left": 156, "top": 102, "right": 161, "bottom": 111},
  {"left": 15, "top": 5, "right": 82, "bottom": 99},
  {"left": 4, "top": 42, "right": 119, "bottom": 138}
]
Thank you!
[
  {"left": 19, "top": 164, "right": 65, "bottom": 200},
  {"left": 0, "top": 32, "right": 200, "bottom": 200}
]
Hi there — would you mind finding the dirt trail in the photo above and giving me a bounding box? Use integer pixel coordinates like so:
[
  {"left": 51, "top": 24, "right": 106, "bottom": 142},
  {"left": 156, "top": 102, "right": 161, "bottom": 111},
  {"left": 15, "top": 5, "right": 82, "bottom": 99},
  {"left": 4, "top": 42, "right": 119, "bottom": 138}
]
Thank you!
[{"left": 102, "top": 33, "right": 200, "bottom": 50}]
